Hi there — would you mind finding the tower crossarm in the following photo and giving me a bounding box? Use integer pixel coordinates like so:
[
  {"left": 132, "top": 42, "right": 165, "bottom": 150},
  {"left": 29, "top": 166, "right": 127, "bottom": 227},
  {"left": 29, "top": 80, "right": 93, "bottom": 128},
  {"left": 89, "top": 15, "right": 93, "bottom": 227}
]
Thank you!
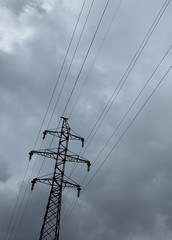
[
  {"left": 43, "top": 130, "right": 61, "bottom": 139},
  {"left": 62, "top": 180, "right": 79, "bottom": 188},
  {"left": 63, "top": 180, "right": 81, "bottom": 197},
  {"left": 29, "top": 149, "right": 58, "bottom": 160},
  {"left": 68, "top": 133, "right": 84, "bottom": 147},
  {"left": 31, "top": 177, "right": 53, "bottom": 190},
  {"left": 64, "top": 154, "right": 91, "bottom": 171},
  {"left": 31, "top": 176, "right": 82, "bottom": 197},
  {"left": 31, "top": 173, "right": 62, "bottom": 189},
  {"left": 43, "top": 129, "right": 84, "bottom": 147}
]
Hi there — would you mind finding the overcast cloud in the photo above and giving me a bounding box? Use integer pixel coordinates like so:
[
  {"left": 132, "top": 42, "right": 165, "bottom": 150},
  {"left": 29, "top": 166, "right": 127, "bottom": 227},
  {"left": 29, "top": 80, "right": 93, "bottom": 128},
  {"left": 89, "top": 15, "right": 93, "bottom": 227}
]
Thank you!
[{"left": 0, "top": 0, "right": 172, "bottom": 239}]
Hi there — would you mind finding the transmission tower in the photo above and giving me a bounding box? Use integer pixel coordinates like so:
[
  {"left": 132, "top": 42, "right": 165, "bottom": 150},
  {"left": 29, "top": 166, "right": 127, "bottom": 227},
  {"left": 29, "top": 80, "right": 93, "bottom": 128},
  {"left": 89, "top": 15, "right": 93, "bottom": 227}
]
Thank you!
[{"left": 29, "top": 117, "right": 91, "bottom": 240}]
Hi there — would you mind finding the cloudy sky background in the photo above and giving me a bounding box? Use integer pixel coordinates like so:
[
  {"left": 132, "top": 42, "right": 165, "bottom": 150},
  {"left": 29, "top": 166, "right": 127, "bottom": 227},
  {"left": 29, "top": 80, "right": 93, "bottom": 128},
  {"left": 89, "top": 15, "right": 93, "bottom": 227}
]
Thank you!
[{"left": 0, "top": 0, "right": 172, "bottom": 239}]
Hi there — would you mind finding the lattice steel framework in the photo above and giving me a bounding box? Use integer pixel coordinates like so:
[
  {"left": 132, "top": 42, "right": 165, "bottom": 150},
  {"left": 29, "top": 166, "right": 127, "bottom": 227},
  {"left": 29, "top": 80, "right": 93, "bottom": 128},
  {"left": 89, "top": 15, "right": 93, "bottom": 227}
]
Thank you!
[{"left": 29, "top": 117, "right": 91, "bottom": 240}]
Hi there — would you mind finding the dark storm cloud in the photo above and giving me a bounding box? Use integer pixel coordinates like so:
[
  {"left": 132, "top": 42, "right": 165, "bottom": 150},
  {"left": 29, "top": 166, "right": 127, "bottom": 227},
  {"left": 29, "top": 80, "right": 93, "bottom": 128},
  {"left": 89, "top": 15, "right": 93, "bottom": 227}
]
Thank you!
[
  {"left": 0, "top": 0, "right": 172, "bottom": 240},
  {"left": 79, "top": 81, "right": 172, "bottom": 239}
]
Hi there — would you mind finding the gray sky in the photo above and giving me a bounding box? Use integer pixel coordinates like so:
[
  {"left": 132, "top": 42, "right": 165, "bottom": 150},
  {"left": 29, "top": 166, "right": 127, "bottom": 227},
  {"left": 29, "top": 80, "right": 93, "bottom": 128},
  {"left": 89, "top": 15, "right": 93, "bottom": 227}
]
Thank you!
[{"left": 0, "top": 0, "right": 172, "bottom": 239}]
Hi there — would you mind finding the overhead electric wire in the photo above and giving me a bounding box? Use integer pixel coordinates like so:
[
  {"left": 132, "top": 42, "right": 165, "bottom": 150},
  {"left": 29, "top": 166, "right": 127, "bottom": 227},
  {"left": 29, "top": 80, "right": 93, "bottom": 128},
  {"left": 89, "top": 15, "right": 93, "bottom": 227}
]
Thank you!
[
  {"left": 33, "top": 0, "right": 87, "bottom": 150},
  {"left": 47, "top": 0, "right": 96, "bottom": 127},
  {"left": 61, "top": 0, "right": 114, "bottom": 185},
  {"left": 80, "top": 44, "right": 172, "bottom": 184},
  {"left": 6, "top": 0, "right": 170, "bottom": 238},
  {"left": 5, "top": 1, "right": 88, "bottom": 237},
  {"left": 22, "top": 0, "right": 96, "bottom": 190},
  {"left": 9, "top": 117, "right": 61, "bottom": 240},
  {"left": 35, "top": 118, "right": 62, "bottom": 178},
  {"left": 68, "top": 0, "right": 124, "bottom": 118},
  {"left": 7, "top": 142, "right": 43, "bottom": 240},
  {"left": 62, "top": 0, "right": 111, "bottom": 116},
  {"left": 62, "top": 66, "right": 172, "bottom": 230},
  {"left": 61, "top": 196, "right": 77, "bottom": 229},
  {"left": 65, "top": 0, "right": 170, "bottom": 184},
  {"left": 61, "top": 43, "right": 172, "bottom": 227},
  {"left": 13, "top": 192, "right": 32, "bottom": 240},
  {"left": 81, "top": 0, "right": 170, "bottom": 157},
  {"left": 3, "top": 162, "right": 29, "bottom": 240},
  {"left": 83, "top": 66, "right": 172, "bottom": 191},
  {"left": 61, "top": 1, "right": 171, "bottom": 226},
  {"left": 65, "top": 0, "right": 124, "bottom": 184}
]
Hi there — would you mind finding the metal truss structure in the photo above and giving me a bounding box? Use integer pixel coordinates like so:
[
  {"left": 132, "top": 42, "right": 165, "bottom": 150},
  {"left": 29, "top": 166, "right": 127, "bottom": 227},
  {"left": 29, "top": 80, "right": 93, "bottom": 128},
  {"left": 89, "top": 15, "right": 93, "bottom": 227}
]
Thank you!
[{"left": 29, "top": 117, "right": 91, "bottom": 240}]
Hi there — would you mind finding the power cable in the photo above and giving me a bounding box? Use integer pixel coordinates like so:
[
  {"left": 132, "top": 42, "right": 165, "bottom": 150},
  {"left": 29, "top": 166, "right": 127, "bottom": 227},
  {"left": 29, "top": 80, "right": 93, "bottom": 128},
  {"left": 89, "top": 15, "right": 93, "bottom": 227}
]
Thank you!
[
  {"left": 62, "top": 0, "right": 111, "bottom": 116},
  {"left": 7, "top": 0, "right": 171, "bottom": 237},
  {"left": 61, "top": 44, "right": 172, "bottom": 227},
  {"left": 82, "top": 66, "right": 172, "bottom": 191},
  {"left": 7, "top": 141, "right": 43, "bottom": 240},
  {"left": 30, "top": 0, "right": 172, "bottom": 236},
  {"left": 61, "top": 1, "right": 171, "bottom": 225},
  {"left": 65, "top": 0, "right": 124, "bottom": 186},
  {"left": 47, "top": 0, "right": 96, "bottom": 126},
  {"left": 3, "top": 162, "right": 29, "bottom": 240},
  {"left": 4, "top": 2, "right": 87, "bottom": 239},
  {"left": 10, "top": 118, "right": 61, "bottom": 240},
  {"left": 23, "top": 0, "right": 95, "bottom": 188},
  {"left": 33, "top": 0, "right": 87, "bottom": 150},
  {"left": 61, "top": 196, "right": 77, "bottom": 229},
  {"left": 62, "top": 66, "right": 172, "bottom": 230},
  {"left": 68, "top": 0, "right": 124, "bottom": 118},
  {"left": 61, "top": 0, "right": 115, "bottom": 185},
  {"left": 13, "top": 192, "right": 32, "bottom": 240},
  {"left": 65, "top": 0, "right": 170, "bottom": 185},
  {"left": 81, "top": 0, "right": 170, "bottom": 157},
  {"left": 40, "top": 0, "right": 122, "bottom": 186},
  {"left": 36, "top": 118, "right": 62, "bottom": 177},
  {"left": 88, "top": 44, "right": 172, "bottom": 169}
]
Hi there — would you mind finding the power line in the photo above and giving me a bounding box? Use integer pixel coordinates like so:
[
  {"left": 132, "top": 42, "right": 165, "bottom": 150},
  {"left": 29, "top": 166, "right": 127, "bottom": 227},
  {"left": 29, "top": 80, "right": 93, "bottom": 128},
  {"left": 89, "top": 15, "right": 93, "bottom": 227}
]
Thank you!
[
  {"left": 33, "top": 0, "right": 87, "bottom": 150},
  {"left": 60, "top": 0, "right": 113, "bottom": 184},
  {"left": 82, "top": 66, "right": 172, "bottom": 191},
  {"left": 7, "top": 147, "right": 42, "bottom": 240},
  {"left": 13, "top": 192, "right": 32, "bottom": 240},
  {"left": 47, "top": 0, "right": 96, "bottom": 127},
  {"left": 65, "top": 0, "right": 171, "bottom": 187},
  {"left": 68, "top": 0, "right": 124, "bottom": 118},
  {"left": 61, "top": 196, "right": 77, "bottom": 230},
  {"left": 61, "top": 1, "right": 171, "bottom": 226},
  {"left": 6, "top": 0, "right": 170, "bottom": 238},
  {"left": 61, "top": 43, "right": 172, "bottom": 227},
  {"left": 3, "top": 162, "right": 29, "bottom": 240},
  {"left": 62, "top": 0, "right": 111, "bottom": 116},
  {"left": 62, "top": 66, "right": 172, "bottom": 230},
  {"left": 81, "top": 0, "right": 170, "bottom": 157},
  {"left": 27, "top": 0, "right": 95, "bottom": 186},
  {"left": 9, "top": 117, "right": 61, "bottom": 240},
  {"left": 65, "top": 0, "right": 124, "bottom": 188},
  {"left": 88, "top": 44, "right": 172, "bottom": 169},
  {"left": 4, "top": 2, "right": 88, "bottom": 239}
]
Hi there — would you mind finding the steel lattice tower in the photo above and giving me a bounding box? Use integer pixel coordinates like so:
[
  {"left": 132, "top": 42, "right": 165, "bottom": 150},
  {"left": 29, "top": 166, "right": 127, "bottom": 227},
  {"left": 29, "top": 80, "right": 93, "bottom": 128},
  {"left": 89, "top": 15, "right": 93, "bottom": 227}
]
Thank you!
[{"left": 29, "top": 117, "right": 91, "bottom": 240}]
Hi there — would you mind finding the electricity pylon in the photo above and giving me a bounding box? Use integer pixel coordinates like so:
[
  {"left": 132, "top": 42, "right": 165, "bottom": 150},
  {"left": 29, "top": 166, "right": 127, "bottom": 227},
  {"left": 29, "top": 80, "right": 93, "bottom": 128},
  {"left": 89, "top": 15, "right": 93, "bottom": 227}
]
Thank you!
[{"left": 29, "top": 117, "right": 91, "bottom": 240}]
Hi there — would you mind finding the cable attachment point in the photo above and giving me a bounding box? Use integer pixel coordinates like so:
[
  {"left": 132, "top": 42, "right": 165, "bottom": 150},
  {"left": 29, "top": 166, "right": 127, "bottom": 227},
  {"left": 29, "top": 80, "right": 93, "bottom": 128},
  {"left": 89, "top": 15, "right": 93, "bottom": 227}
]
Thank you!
[
  {"left": 29, "top": 151, "right": 33, "bottom": 161},
  {"left": 87, "top": 162, "right": 91, "bottom": 172},
  {"left": 81, "top": 138, "right": 84, "bottom": 147},
  {"left": 77, "top": 186, "right": 81, "bottom": 198},
  {"left": 31, "top": 178, "right": 37, "bottom": 191},
  {"left": 43, "top": 131, "right": 47, "bottom": 140}
]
